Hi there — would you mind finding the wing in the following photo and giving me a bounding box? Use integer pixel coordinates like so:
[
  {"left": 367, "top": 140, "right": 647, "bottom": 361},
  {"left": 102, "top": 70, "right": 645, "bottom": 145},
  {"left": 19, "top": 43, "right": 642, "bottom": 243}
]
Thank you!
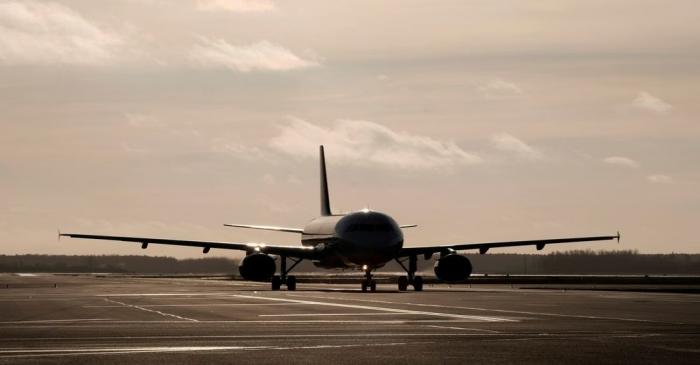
[
  {"left": 398, "top": 232, "right": 620, "bottom": 258},
  {"left": 399, "top": 224, "right": 418, "bottom": 229},
  {"left": 223, "top": 224, "right": 304, "bottom": 234},
  {"left": 59, "top": 233, "right": 319, "bottom": 259}
]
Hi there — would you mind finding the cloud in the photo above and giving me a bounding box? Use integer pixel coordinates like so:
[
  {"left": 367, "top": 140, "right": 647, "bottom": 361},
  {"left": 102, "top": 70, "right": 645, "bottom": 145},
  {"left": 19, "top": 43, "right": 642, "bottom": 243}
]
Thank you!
[
  {"left": 632, "top": 92, "right": 672, "bottom": 114},
  {"left": 121, "top": 143, "right": 149, "bottom": 154},
  {"left": 603, "top": 156, "right": 640, "bottom": 169},
  {"left": 189, "top": 38, "right": 319, "bottom": 72},
  {"left": 0, "top": 1, "right": 124, "bottom": 65},
  {"left": 261, "top": 173, "right": 275, "bottom": 185},
  {"left": 286, "top": 174, "right": 302, "bottom": 185},
  {"left": 647, "top": 174, "right": 673, "bottom": 184},
  {"left": 212, "top": 142, "right": 269, "bottom": 161},
  {"left": 490, "top": 133, "right": 542, "bottom": 160},
  {"left": 268, "top": 118, "right": 481, "bottom": 169},
  {"left": 125, "top": 113, "right": 164, "bottom": 128},
  {"left": 196, "top": 0, "right": 276, "bottom": 13},
  {"left": 478, "top": 79, "right": 523, "bottom": 98}
]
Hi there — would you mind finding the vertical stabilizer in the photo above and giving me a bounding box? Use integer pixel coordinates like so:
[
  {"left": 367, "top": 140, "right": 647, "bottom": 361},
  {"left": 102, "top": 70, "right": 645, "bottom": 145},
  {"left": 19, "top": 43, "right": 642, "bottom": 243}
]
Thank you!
[{"left": 319, "top": 145, "right": 332, "bottom": 216}]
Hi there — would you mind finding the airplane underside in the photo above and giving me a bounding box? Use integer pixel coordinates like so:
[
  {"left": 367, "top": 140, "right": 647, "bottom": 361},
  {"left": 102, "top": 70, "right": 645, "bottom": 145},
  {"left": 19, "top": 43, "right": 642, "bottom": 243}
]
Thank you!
[{"left": 270, "top": 252, "right": 424, "bottom": 292}]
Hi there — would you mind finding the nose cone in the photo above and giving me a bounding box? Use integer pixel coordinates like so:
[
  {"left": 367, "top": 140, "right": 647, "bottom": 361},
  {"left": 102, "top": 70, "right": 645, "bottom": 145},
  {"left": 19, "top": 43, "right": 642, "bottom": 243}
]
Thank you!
[{"left": 336, "top": 210, "right": 403, "bottom": 266}]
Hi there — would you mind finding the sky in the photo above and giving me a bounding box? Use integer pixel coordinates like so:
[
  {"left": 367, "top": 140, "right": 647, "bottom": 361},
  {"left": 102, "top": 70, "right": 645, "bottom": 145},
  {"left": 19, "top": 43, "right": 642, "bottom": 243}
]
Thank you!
[{"left": 1, "top": 0, "right": 699, "bottom": 258}]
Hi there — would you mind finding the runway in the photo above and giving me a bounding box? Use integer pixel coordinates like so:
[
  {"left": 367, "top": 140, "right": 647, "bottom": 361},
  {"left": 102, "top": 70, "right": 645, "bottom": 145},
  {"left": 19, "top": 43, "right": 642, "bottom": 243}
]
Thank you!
[{"left": 1, "top": 274, "right": 698, "bottom": 364}]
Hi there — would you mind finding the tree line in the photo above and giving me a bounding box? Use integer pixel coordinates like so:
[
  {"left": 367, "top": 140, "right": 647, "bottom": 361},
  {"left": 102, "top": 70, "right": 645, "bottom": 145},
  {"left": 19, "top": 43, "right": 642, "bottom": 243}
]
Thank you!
[{"left": 1, "top": 250, "right": 699, "bottom": 275}]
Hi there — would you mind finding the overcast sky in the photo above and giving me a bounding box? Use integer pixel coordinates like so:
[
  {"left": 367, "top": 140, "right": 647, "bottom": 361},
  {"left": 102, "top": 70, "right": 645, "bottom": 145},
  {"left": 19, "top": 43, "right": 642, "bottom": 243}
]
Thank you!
[{"left": 1, "top": 0, "right": 699, "bottom": 258}]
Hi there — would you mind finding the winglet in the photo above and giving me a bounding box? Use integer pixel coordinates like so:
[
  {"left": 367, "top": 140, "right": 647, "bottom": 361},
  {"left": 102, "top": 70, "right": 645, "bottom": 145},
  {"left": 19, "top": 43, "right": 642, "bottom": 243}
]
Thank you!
[
  {"left": 57, "top": 229, "right": 61, "bottom": 242},
  {"left": 616, "top": 231, "right": 621, "bottom": 243}
]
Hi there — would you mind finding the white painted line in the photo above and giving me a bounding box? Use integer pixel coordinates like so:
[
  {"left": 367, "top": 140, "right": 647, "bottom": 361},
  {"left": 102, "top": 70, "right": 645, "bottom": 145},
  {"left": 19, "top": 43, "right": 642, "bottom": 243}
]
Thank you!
[
  {"left": 96, "top": 292, "right": 236, "bottom": 297},
  {"left": 0, "top": 299, "right": 90, "bottom": 302},
  {"left": 0, "top": 333, "right": 507, "bottom": 342},
  {"left": 259, "top": 312, "right": 416, "bottom": 317},
  {"left": 0, "top": 342, "right": 414, "bottom": 359},
  {"left": 0, "top": 319, "right": 514, "bottom": 328},
  {"left": 0, "top": 346, "right": 268, "bottom": 354},
  {"left": 103, "top": 298, "right": 198, "bottom": 322},
  {"left": 0, "top": 319, "right": 114, "bottom": 324},
  {"left": 83, "top": 303, "right": 307, "bottom": 308},
  {"left": 234, "top": 295, "right": 515, "bottom": 322},
  {"left": 426, "top": 325, "right": 501, "bottom": 333},
  {"left": 287, "top": 294, "right": 672, "bottom": 324}
]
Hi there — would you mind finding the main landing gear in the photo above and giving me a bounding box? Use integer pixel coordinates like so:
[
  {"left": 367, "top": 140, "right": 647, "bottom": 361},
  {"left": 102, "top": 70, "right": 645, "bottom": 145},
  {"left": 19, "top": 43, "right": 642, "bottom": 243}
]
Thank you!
[
  {"left": 271, "top": 255, "right": 302, "bottom": 291},
  {"left": 361, "top": 266, "right": 377, "bottom": 292},
  {"left": 395, "top": 255, "right": 423, "bottom": 291}
]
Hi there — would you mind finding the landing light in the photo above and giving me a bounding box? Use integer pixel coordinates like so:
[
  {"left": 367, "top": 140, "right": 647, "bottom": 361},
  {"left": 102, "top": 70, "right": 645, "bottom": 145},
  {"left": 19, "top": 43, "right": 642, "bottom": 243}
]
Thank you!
[
  {"left": 361, "top": 208, "right": 370, "bottom": 213},
  {"left": 362, "top": 265, "right": 368, "bottom": 271}
]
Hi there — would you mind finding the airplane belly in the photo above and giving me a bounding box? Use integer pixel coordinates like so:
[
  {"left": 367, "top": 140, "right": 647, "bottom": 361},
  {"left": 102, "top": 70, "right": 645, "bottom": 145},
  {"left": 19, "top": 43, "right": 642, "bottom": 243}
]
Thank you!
[{"left": 337, "top": 239, "right": 402, "bottom": 267}]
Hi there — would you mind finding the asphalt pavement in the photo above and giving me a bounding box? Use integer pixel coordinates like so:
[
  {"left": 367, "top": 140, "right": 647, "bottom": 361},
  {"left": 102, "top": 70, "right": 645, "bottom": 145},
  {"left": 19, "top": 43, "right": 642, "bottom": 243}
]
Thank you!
[{"left": 1, "top": 273, "right": 698, "bottom": 364}]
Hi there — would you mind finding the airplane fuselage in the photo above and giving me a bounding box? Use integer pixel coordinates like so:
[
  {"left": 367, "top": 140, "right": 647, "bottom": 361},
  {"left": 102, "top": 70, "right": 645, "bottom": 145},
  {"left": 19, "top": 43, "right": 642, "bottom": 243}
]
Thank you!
[{"left": 301, "top": 209, "right": 403, "bottom": 269}]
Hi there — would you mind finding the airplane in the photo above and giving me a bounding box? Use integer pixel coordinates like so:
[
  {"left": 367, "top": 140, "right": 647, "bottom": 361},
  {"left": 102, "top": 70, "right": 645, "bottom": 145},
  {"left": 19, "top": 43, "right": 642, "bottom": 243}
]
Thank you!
[{"left": 60, "top": 145, "right": 620, "bottom": 292}]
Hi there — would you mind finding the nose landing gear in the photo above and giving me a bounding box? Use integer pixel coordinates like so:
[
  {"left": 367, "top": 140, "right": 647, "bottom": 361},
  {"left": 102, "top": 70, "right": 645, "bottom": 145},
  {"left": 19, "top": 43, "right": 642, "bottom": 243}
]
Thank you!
[{"left": 361, "top": 266, "right": 377, "bottom": 292}]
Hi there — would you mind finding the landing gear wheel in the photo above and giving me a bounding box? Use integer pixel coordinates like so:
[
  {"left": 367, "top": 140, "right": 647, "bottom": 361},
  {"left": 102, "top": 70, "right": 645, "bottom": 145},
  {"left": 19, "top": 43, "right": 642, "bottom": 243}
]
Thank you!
[
  {"left": 413, "top": 276, "right": 423, "bottom": 291},
  {"left": 398, "top": 276, "right": 408, "bottom": 291},
  {"left": 286, "top": 275, "right": 297, "bottom": 291},
  {"left": 361, "top": 281, "right": 368, "bottom": 292},
  {"left": 370, "top": 279, "right": 377, "bottom": 292},
  {"left": 271, "top": 275, "right": 281, "bottom": 291}
]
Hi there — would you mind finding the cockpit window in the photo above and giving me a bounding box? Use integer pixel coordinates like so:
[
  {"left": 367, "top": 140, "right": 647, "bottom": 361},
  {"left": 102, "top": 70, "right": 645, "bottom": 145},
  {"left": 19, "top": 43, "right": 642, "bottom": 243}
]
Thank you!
[{"left": 346, "top": 223, "right": 393, "bottom": 232}]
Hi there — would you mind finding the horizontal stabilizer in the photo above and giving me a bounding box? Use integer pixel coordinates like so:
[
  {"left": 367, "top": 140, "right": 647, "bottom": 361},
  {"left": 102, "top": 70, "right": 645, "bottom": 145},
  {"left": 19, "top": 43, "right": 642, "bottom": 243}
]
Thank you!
[{"left": 223, "top": 224, "right": 304, "bottom": 234}]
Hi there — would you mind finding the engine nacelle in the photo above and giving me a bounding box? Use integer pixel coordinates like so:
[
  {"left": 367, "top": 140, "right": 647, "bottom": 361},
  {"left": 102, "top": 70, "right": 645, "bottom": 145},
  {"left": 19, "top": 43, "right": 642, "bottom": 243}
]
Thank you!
[
  {"left": 434, "top": 254, "right": 472, "bottom": 282},
  {"left": 238, "top": 253, "right": 276, "bottom": 281}
]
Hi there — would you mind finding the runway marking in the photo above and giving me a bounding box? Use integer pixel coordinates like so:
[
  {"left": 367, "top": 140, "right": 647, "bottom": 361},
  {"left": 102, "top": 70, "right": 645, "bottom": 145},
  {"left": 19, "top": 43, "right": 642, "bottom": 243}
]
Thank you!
[
  {"left": 0, "top": 319, "right": 511, "bottom": 328},
  {"left": 103, "top": 298, "right": 199, "bottom": 322},
  {"left": 0, "top": 346, "right": 267, "bottom": 354},
  {"left": 83, "top": 303, "right": 307, "bottom": 308},
  {"left": 0, "top": 319, "right": 114, "bottom": 324},
  {"left": 287, "top": 294, "right": 677, "bottom": 324},
  {"left": 426, "top": 325, "right": 501, "bottom": 333},
  {"left": 0, "top": 342, "right": 414, "bottom": 359},
  {"left": 234, "top": 294, "right": 515, "bottom": 322},
  {"left": 259, "top": 312, "right": 416, "bottom": 317},
  {"left": 0, "top": 298, "right": 94, "bottom": 302},
  {"left": 96, "top": 292, "right": 237, "bottom": 297},
  {"left": 0, "top": 333, "right": 505, "bottom": 342},
  {"left": 1, "top": 332, "right": 683, "bottom": 342}
]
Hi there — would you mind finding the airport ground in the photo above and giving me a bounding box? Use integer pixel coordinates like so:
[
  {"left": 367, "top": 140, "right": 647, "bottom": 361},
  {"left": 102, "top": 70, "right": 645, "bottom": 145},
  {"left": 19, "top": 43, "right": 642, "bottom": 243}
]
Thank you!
[{"left": 0, "top": 273, "right": 699, "bottom": 364}]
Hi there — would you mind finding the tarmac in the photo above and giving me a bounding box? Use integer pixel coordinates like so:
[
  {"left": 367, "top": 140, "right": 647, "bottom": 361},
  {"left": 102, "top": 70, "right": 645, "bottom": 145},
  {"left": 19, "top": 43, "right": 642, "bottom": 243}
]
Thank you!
[{"left": 1, "top": 273, "right": 699, "bottom": 364}]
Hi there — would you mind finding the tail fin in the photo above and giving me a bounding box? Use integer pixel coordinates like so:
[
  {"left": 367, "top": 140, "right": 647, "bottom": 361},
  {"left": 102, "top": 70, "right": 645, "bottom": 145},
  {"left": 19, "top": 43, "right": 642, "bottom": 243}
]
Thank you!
[{"left": 320, "top": 145, "right": 332, "bottom": 216}]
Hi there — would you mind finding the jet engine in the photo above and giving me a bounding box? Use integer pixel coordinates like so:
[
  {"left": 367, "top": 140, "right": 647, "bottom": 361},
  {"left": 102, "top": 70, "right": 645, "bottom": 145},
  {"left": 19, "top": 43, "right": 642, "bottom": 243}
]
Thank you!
[
  {"left": 238, "top": 253, "right": 276, "bottom": 281},
  {"left": 434, "top": 254, "right": 472, "bottom": 281}
]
